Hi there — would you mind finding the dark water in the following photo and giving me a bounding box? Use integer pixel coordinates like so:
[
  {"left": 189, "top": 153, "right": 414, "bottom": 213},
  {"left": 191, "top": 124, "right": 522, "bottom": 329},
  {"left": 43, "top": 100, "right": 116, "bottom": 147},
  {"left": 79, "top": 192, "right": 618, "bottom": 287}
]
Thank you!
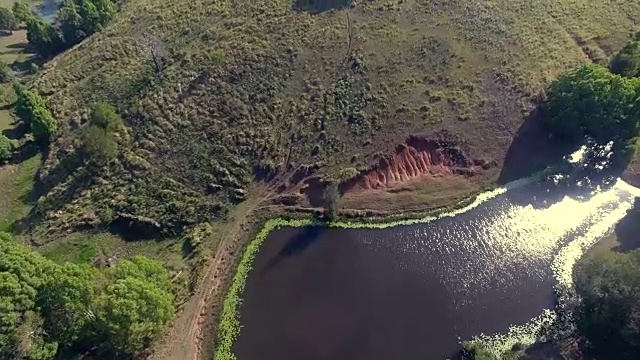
[
  {"left": 234, "top": 181, "right": 637, "bottom": 360},
  {"left": 34, "top": 0, "right": 60, "bottom": 22}
]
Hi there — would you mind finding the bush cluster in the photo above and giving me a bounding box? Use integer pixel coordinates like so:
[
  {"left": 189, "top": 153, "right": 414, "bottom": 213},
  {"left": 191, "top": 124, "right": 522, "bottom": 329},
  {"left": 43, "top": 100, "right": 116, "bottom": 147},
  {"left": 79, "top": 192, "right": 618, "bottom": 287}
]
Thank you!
[
  {"left": 12, "top": 0, "right": 117, "bottom": 58},
  {"left": 79, "top": 101, "right": 123, "bottom": 165},
  {"left": 543, "top": 63, "right": 640, "bottom": 165},
  {"left": 14, "top": 84, "right": 58, "bottom": 143},
  {"left": 0, "top": 232, "right": 175, "bottom": 359}
]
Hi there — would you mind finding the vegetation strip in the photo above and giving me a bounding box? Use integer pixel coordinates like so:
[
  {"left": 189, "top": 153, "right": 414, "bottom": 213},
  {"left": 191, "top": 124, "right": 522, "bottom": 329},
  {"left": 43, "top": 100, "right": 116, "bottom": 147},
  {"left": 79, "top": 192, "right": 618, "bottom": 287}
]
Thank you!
[{"left": 214, "top": 178, "right": 533, "bottom": 360}]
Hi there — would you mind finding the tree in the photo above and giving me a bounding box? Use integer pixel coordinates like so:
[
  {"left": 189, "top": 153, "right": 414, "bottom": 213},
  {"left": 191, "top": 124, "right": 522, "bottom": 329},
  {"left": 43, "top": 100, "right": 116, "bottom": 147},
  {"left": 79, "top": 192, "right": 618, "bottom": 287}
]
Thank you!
[
  {"left": 58, "top": 0, "right": 85, "bottom": 45},
  {"left": 80, "top": 125, "right": 118, "bottom": 164},
  {"left": 0, "top": 59, "right": 11, "bottom": 82},
  {"left": 0, "top": 134, "right": 12, "bottom": 163},
  {"left": 544, "top": 64, "right": 640, "bottom": 164},
  {"left": 89, "top": 101, "right": 122, "bottom": 132},
  {"left": 323, "top": 182, "right": 341, "bottom": 220},
  {"left": 37, "top": 263, "right": 103, "bottom": 347},
  {"left": 12, "top": 2, "right": 33, "bottom": 24},
  {"left": 14, "top": 85, "right": 58, "bottom": 143},
  {"left": 610, "top": 41, "right": 640, "bottom": 78},
  {"left": 575, "top": 250, "right": 640, "bottom": 360},
  {"left": 102, "top": 257, "right": 174, "bottom": 355},
  {"left": 30, "top": 106, "right": 58, "bottom": 143},
  {"left": 25, "top": 16, "right": 57, "bottom": 57},
  {"left": 0, "top": 7, "right": 18, "bottom": 34}
]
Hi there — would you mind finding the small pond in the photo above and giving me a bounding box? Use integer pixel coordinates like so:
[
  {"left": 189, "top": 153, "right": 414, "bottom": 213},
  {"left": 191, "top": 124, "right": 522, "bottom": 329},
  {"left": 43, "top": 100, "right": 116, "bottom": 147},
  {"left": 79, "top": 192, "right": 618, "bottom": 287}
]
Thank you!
[{"left": 233, "top": 180, "right": 638, "bottom": 360}]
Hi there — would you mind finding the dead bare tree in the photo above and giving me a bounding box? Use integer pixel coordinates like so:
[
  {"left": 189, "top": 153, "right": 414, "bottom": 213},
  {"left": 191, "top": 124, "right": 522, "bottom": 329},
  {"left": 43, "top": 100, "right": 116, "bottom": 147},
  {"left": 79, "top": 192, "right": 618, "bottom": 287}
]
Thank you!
[{"left": 137, "top": 30, "right": 168, "bottom": 77}]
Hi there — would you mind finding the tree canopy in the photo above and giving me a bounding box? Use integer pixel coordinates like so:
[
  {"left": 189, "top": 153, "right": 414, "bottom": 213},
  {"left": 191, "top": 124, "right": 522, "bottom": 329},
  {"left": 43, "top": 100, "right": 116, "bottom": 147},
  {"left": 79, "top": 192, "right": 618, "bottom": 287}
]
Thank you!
[
  {"left": 575, "top": 250, "right": 640, "bottom": 360},
  {"left": 610, "top": 41, "right": 640, "bottom": 78},
  {"left": 22, "top": 0, "right": 118, "bottom": 58},
  {"left": 14, "top": 85, "right": 58, "bottom": 143},
  {"left": 0, "top": 134, "right": 12, "bottom": 163},
  {"left": 543, "top": 64, "right": 640, "bottom": 164},
  {"left": 0, "top": 7, "right": 18, "bottom": 33},
  {"left": 0, "top": 232, "right": 175, "bottom": 359}
]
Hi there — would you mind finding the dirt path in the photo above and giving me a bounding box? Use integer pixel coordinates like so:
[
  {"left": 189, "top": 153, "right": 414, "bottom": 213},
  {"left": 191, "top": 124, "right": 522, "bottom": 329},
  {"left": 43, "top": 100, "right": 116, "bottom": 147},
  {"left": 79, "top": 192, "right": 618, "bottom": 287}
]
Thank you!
[{"left": 150, "top": 184, "right": 271, "bottom": 360}]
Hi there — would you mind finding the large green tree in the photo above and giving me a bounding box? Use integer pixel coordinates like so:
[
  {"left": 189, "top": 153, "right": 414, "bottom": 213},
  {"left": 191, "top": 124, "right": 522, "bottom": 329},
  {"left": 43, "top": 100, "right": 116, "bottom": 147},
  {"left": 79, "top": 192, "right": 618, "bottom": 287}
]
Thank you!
[
  {"left": 0, "top": 7, "right": 18, "bottom": 34},
  {"left": 611, "top": 41, "right": 640, "bottom": 78},
  {"left": 11, "top": 2, "right": 33, "bottom": 24},
  {"left": 544, "top": 64, "right": 640, "bottom": 163},
  {"left": 37, "top": 263, "right": 103, "bottom": 347},
  {"left": 14, "top": 85, "right": 58, "bottom": 143},
  {"left": 102, "top": 276, "right": 174, "bottom": 355},
  {"left": 0, "top": 133, "right": 12, "bottom": 163},
  {"left": 0, "top": 232, "right": 176, "bottom": 358},
  {"left": 575, "top": 250, "right": 640, "bottom": 360}
]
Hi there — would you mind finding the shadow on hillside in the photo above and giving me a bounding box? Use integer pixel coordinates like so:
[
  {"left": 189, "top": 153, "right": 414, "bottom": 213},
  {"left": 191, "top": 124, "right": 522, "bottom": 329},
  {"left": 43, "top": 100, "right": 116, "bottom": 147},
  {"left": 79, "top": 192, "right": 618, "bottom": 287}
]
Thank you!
[
  {"left": 9, "top": 141, "right": 39, "bottom": 165},
  {"left": 261, "top": 226, "right": 324, "bottom": 273},
  {"left": 498, "top": 107, "right": 572, "bottom": 184},
  {"left": 2, "top": 120, "right": 28, "bottom": 140},
  {"left": 294, "top": 0, "right": 352, "bottom": 13}
]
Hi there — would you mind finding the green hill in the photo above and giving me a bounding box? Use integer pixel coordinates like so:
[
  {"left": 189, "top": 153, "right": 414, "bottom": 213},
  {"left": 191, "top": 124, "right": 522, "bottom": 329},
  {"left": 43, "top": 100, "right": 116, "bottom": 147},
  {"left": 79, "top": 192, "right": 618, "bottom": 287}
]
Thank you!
[
  {"left": 1, "top": 0, "right": 640, "bottom": 357},
  {"left": 24, "top": 0, "right": 639, "bottom": 238}
]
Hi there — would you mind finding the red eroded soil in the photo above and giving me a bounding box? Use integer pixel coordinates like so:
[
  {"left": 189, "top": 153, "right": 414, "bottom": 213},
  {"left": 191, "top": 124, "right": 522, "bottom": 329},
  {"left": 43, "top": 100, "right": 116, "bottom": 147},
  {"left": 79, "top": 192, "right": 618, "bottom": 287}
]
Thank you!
[{"left": 343, "top": 136, "right": 478, "bottom": 192}]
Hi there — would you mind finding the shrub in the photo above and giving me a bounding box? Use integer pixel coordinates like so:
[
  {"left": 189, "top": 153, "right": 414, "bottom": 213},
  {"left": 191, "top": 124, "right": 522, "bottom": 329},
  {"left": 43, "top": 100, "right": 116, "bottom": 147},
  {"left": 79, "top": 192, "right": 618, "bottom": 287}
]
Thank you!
[
  {"left": 0, "top": 60, "right": 11, "bottom": 82},
  {"left": 575, "top": 250, "right": 640, "bottom": 360},
  {"left": 610, "top": 41, "right": 640, "bottom": 78},
  {"left": 543, "top": 64, "right": 640, "bottom": 162},
  {"left": 80, "top": 125, "right": 118, "bottom": 164},
  {"left": 0, "top": 7, "right": 18, "bottom": 34},
  {"left": 323, "top": 182, "right": 341, "bottom": 220},
  {"left": 14, "top": 85, "right": 58, "bottom": 143},
  {"left": 0, "top": 134, "right": 12, "bottom": 163},
  {"left": 89, "top": 101, "right": 123, "bottom": 132}
]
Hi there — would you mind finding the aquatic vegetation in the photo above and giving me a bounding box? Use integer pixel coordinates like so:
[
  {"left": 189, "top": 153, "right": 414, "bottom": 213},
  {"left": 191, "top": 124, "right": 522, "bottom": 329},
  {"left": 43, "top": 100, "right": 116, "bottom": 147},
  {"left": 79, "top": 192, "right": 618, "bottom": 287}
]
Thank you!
[{"left": 464, "top": 179, "right": 640, "bottom": 359}]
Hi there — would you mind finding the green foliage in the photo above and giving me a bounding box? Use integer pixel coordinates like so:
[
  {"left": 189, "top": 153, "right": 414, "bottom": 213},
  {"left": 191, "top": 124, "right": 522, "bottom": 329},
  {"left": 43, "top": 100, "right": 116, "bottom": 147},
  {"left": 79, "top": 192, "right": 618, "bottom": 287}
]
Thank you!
[
  {"left": 80, "top": 125, "right": 118, "bottom": 164},
  {"left": 0, "top": 232, "right": 175, "bottom": 358},
  {"left": 544, "top": 64, "right": 640, "bottom": 160},
  {"left": 12, "top": 2, "right": 33, "bottom": 24},
  {"left": 0, "top": 7, "right": 18, "bottom": 33},
  {"left": 575, "top": 250, "right": 640, "bottom": 360},
  {"left": 0, "top": 59, "right": 11, "bottom": 83},
  {"left": 462, "top": 340, "right": 523, "bottom": 360},
  {"left": 103, "top": 276, "right": 174, "bottom": 355},
  {"left": 37, "top": 263, "right": 103, "bottom": 346},
  {"left": 0, "top": 134, "right": 12, "bottom": 163},
  {"left": 89, "top": 101, "right": 123, "bottom": 132},
  {"left": 323, "top": 182, "right": 341, "bottom": 220},
  {"left": 26, "top": 16, "right": 60, "bottom": 58},
  {"left": 30, "top": 107, "right": 58, "bottom": 143},
  {"left": 14, "top": 85, "right": 58, "bottom": 143},
  {"left": 24, "top": 0, "right": 118, "bottom": 58},
  {"left": 610, "top": 41, "right": 640, "bottom": 78}
]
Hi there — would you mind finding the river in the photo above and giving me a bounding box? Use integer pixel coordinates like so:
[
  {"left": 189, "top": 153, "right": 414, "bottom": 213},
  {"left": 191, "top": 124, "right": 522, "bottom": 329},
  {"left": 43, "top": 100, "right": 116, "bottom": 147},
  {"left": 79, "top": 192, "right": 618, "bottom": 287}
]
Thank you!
[{"left": 231, "top": 179, "right": 640, "bottom": 360}]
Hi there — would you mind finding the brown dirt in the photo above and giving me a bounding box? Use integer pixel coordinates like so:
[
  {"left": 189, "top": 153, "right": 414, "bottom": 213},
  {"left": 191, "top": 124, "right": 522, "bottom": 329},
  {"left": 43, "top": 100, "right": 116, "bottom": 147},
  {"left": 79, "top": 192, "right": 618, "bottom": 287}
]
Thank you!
[
  {"left": 149, "top": 184, "right": 272, "bottom": 360},
  {"left": 342, "top": 135, "right": 481, "bottom": 192}
]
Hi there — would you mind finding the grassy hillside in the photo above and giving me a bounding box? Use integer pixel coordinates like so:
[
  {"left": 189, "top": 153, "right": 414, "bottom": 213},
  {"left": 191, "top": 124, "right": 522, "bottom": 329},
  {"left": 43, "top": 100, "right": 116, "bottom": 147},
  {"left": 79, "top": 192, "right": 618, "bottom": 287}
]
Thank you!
[
  {"left": 20, "top": 0, "right": 638, "bottom": 241},
  {"left": 0, "top": 0, "right": 635, "bottom": 358}
]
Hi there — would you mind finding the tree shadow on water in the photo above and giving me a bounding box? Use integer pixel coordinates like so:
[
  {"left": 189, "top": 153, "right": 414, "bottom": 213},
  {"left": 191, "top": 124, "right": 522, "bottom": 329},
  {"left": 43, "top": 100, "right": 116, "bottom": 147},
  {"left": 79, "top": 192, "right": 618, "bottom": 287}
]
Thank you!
[
  {"left": 499, "top": 107, "right": 573, "bottom": 185},
  {"left": 294, "top": 0, "right": 352, "bottom": 13},
  {"left": 261, "top": 225, "right": 325, "bottom": 273},
  {"left": 612, "top": 198, "right": 640, "bottom": 252}
]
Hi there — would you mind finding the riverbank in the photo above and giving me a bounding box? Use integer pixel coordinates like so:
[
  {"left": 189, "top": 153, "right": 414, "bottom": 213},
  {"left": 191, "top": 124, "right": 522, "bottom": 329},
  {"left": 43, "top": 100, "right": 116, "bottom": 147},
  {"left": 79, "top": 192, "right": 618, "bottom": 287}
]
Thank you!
[
  {"left": 214, "top": 177, "right": 640, "bottom": 360},
  {"left": 212, "top": 177, "right": 537, "bottom": 360}
]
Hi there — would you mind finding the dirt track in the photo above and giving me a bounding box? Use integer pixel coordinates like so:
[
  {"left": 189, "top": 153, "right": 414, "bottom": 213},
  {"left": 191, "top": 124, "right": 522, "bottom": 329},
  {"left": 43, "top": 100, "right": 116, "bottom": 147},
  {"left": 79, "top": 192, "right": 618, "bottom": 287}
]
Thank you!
[{"left": 150, "top": 185, "right": 271, "bottom": 360}]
